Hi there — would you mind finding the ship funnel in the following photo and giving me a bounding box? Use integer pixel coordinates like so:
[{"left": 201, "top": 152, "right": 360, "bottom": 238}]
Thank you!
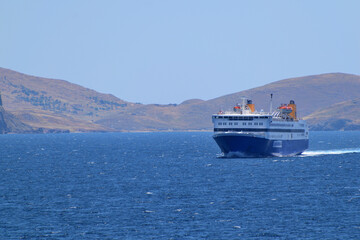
[
  {"left": 246, "top": 99, "right": 255, "bottom": 112},
  {"left": 288, "top": 100, "right": 297, "bottom": 119}
]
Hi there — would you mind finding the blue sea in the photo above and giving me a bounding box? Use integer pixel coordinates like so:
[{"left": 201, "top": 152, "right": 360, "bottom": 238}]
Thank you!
[{"left": 0, "top": 131, "right": 359, "bottom": 239}]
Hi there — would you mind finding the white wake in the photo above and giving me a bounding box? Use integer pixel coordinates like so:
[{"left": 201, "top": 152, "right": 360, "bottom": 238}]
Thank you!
[{"left": 301, "top": 148, "right": 360, "bottom": 157}]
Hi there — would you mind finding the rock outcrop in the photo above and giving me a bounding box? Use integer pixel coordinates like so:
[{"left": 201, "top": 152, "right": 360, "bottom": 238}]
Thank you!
[{"left": 0, "top": 92, "right": 35, "bottom": 134}]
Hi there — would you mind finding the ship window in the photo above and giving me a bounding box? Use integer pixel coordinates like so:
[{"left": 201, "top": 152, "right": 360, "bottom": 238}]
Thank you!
[
  {"left": 254, "top": 122, "right": 258, "bottom": 125},
  {"left": 229, "top": 122, "right": 233, "bottom": 125},
  {"left": 243, "top": 122, "right": 246, "bottom": 126},
  {"left": 248, "top": 122, "right": 252, "bottom": 125},
  {"left": 218, "top": 116, "right": 223, "bottom": 119},
  {"left": 223, "top": 123, "right": 227, "bottom": 125},
  {"left": 234, "top": 122, "right": 238, "bottom": 125},
  {"left": 259, "top": 122, "right": 263, "bottom": 125},
  {"left": 218, "top": 122, "right": 222, "bottom": 125}
]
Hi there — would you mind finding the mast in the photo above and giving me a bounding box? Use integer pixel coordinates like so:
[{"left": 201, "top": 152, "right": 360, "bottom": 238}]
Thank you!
[{"left": 269, "top": 93, "right": 273, "bottom": 113}]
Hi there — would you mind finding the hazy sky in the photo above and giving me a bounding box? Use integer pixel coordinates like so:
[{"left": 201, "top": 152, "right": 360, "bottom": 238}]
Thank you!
[{"left": 1, "top": 0, "right": 360, "bottom": 104}]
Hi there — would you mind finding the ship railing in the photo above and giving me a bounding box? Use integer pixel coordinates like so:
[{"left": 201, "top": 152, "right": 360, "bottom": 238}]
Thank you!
[
  {"left": 219, "top": 110, "right": 272, "bottom": 116},
  {"left": 272, "top": 117, "right": 299, "bottom": 122}
]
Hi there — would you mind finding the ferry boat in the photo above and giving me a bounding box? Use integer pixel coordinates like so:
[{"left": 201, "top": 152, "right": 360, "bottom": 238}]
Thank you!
[{"left": 212, "top": 96, "right": 309, "bottom": 157}]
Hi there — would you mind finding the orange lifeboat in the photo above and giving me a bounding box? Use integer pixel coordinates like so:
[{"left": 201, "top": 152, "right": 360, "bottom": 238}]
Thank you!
[
  {"left": 233, "top": 106, "right": 241, "bottom": 112},
  {"left": 278, "top": 104, "right": 293, "bottom": 114}
]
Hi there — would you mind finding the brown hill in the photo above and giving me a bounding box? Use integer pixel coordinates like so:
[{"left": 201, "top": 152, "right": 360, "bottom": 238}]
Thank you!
[
  {"left": 168, "top": 73, "right": 360, "bottom": 130},
  {"left": 0, "top": 67, "right": 131, "bottom": 132},
  {"left": 90, "top": 73, "right": 360, "bottom": 131},
  {"left": 190, "top": 73, "right": 360, "bottom": 118},
  {"left": 1, "top": 67, "right": 360, "bottom": 132},
  {"left": 304, "top": 98, "right": 360, "bottom": 130}
]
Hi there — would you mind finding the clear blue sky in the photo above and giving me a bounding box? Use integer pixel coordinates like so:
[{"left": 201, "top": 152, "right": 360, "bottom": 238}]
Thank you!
[{"left": 1, "top": 0, "right": 360, "bottom": 104}]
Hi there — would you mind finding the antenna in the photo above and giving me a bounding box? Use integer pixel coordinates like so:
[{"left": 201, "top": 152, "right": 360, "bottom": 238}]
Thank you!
[{"left": 270, "top": 93, "right": 273, "bottom": 113}]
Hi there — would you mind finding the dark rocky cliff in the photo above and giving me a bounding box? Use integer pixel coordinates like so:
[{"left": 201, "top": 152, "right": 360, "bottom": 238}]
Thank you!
[
  {"left": 0, "top": 92, "right": 35, "bottom": 134},
  {"left": 0, "top": 92, "right": 8, "bottom": 133}
]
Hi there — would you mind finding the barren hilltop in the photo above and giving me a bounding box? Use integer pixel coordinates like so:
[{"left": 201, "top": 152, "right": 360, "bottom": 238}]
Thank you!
[{"left": 0, "top": 67, "right": 360, "bottom": 133}]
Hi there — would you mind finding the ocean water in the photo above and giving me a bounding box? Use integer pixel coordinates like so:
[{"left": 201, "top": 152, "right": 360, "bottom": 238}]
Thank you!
[{"left": 0, "top": 131, "right": 359, "bottom": 239}]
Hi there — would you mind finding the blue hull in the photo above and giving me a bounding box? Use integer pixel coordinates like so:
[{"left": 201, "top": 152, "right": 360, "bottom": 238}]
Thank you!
[{"left": 213, "top": 134, "right": 309, "bottom": 157}]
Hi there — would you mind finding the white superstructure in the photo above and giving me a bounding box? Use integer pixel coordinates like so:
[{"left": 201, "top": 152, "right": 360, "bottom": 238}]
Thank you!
[{"left": 212, "top": 97, "right": 309, "bottom": 157}]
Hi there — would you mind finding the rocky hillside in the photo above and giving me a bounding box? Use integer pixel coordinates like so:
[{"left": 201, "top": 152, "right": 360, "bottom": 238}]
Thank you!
[
  {"left": 0, "top": 106, "right": 37, "bottom": 134},
  {"left": 0, "top": 92, "right": 36, "bottom": 134},
  {"left": 304, "top": 98, "right": 360, "bottom": 130},
  {"left": 0, "top": 67, "right": 130, "bottom": 132},
  {"left": 1, "top": 67, "right": 360, "bottom": 132}
]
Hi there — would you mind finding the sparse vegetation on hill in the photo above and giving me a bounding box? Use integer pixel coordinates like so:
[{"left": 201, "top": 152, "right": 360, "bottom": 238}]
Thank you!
[{"left": 304, "top": 98, "right": 360, "bottom": 130}]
